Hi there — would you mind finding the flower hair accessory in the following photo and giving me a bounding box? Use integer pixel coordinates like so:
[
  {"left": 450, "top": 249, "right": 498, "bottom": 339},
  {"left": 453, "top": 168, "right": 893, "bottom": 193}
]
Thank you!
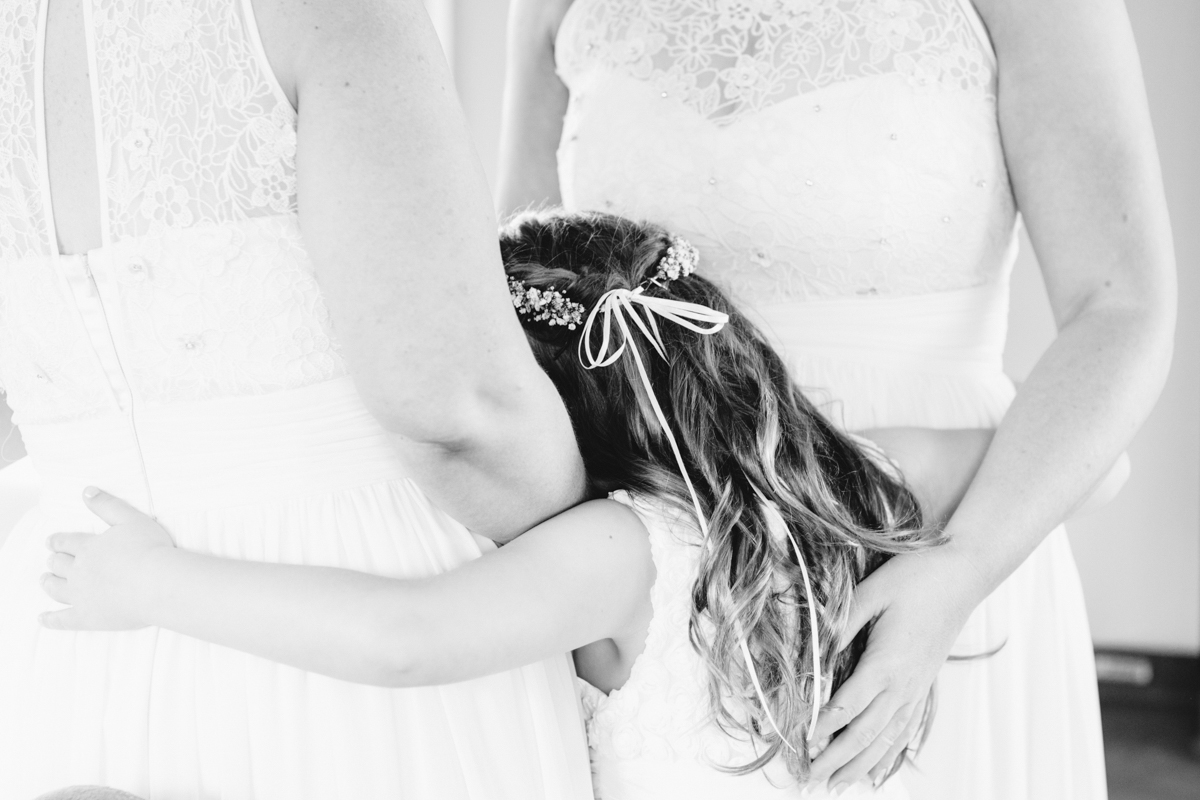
[
  {"left": 652, "top": 235, "right": 700, "bottom": 284},
  {"left": 508, "top": 277, "right": 586, "bottom": 330}
]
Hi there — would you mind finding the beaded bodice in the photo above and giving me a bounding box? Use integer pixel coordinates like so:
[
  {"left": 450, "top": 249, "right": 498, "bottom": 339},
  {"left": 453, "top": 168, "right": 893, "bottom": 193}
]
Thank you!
[
  {"left": 0, "top": 0, "right": 346, "bottom": 426},
  {"left": 555, "top": 0, "right": 1020, "bottom": 305}
]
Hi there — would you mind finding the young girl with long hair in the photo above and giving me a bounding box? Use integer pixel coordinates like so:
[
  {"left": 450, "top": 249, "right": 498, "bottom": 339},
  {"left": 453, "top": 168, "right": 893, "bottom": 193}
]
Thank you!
[{"left": 45, "top": 210, "right": 1005, "bottom": 798}]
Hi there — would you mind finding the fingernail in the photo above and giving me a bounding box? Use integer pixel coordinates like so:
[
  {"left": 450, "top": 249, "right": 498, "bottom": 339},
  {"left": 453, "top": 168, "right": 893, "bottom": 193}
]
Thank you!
[
  {"left": 83, "top": 486, "right": 99, "bottom": 499},
  {"left": 831, "top": 783, "right": 849, "bottom": 797}
]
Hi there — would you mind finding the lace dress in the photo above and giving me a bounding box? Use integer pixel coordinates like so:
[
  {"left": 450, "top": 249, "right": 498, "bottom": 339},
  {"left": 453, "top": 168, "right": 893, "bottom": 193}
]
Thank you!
[
  {"left": 0, "top": 2, "right": 592, "bottom": 797},
  {"left": 584, "top": 492, "right": 910, "bottom": 800},
  {"left": 555, "top": 1, "right": 1106, "bottom": 798}
]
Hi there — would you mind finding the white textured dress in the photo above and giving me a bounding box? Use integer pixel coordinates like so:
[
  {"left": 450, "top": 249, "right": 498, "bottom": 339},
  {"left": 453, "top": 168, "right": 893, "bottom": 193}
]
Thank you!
[
  {"left": 0, "top": 2, "right": 592, "bottom": 798},
  {"left": 555, "top": 1, "right": 1107, "bottom": 798},
  {"left": 583, "top": 492, "right": 908, "bottom": 800}
]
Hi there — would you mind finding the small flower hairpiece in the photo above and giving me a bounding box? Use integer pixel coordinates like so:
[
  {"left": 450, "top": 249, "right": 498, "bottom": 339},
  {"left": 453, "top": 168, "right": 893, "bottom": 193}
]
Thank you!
[
  {"left": 652, "top": 235, "right": 700, "bottom": 284},
  {"left": 508, "top": 277, "right": 586, "bottom": 330}
]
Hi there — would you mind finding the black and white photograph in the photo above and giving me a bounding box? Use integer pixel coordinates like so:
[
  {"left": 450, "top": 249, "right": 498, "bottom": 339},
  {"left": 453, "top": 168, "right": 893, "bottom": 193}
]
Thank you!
[{"left": 0, "top": 0, "right": 1195, "bottom": 798}]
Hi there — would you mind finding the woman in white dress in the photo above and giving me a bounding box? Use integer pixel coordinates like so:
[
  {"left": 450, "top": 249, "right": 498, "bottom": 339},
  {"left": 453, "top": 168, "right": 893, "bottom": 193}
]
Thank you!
[
  {"left": 0, "top": 0, "right": 592, "bottom": 797},
  {"left": 497, "top": 0, "right": 1176, "bottom": 798},
  {"left": 45, "top": 208, "right": 1002, "bottom": 800}
]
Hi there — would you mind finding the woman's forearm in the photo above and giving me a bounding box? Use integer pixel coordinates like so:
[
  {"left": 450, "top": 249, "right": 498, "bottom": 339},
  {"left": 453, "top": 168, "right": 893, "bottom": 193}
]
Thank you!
[{"left": 943, "top": 303, "right": 1172, "bottom": 596}]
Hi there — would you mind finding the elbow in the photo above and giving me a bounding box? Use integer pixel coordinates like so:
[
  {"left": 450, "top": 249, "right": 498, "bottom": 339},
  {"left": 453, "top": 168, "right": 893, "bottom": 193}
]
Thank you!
[
  {"left": 355, "top": 608, "right": 436, "bottom": 689},
  {"left": 353, "top": 370, "right": 530, "bottom": 450},
  {"left": 366, "top": 654, "right": 421, "bottom": 689},
  {"left": 1073, "top": 278, "right": 1177, "bottom": 386}
]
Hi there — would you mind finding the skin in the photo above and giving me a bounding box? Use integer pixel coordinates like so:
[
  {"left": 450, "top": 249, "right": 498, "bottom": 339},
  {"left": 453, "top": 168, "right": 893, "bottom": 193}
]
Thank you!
[
  {"left": 42, "top": 429, "right": 991, "bottom": 697},
  {"left": 496, "top": 0, "right": 1176, "bottom": 790},
  {"left": 33, "top": 0, "right": 585, "bottom": 542}
]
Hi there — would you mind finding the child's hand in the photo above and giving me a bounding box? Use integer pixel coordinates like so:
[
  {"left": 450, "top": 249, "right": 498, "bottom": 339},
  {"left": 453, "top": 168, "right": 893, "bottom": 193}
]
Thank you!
[{"left": 40, "top": 487, "right": 176, "bottom": 631}]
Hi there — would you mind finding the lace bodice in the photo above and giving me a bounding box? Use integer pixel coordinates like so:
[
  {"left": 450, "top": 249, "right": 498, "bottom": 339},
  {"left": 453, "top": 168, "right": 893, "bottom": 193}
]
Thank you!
[
  {"left": 0, "top": 0, "right": 346, "bottom": 425},
  {"left": 581, "top": 493, "right": 735, "bottom": 766},
  {"left": 556, "top": 0, "right": 1019, "bottom": 304},
  {"left": 582, "top": 492, "right": 906, "bottom": 799}
]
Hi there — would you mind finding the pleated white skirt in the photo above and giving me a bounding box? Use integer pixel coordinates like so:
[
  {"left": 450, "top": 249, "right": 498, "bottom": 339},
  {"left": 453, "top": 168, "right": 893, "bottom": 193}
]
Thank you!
[
  {"left": 752, "top": 283, "right": 1108, "bottom": 800},
  {"left": 0, "top": 377, "right": 593, "bottom": 800}
]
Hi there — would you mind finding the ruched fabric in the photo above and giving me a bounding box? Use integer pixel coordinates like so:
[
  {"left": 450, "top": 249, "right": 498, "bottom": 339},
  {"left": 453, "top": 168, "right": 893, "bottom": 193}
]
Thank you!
[
  {"left": 0, "top": 378, "right": 593, "bottom": 799},
  {"left": 749, "top": 283, "right": 1017, "bottom": 431}
]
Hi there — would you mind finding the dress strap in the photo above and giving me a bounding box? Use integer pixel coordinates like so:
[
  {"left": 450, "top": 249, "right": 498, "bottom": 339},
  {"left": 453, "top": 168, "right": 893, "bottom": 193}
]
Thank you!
[
  {"left": 952, "top": 0, "right": 997, "bottom": 67},
  {"left": 239, "top": 0, "right": 297, "bottom": 113}
]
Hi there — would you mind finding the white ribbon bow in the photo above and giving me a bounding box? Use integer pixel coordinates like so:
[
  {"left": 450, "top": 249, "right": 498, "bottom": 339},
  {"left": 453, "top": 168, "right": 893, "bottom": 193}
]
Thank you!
[
  {"left": 579, "top": 287, "right": 728, "bottom": 535},
  {"left": 579, "top": 287, "right": 823, "bottom": 752}
]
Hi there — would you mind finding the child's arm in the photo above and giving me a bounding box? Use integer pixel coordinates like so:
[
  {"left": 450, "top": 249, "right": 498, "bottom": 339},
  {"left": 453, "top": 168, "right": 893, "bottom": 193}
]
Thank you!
[
  {"left": 42, "top": 490, "right": 653, "bottom": 687},
  {"left": 860, "top": 428, "right": 1130, "bottom": 525}
]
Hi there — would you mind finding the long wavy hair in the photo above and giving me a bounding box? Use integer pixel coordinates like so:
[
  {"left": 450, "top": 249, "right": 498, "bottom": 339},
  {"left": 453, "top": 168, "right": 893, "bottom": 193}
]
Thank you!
[{"left": 500, "top": 209, "right": 943, "bottom": 782}]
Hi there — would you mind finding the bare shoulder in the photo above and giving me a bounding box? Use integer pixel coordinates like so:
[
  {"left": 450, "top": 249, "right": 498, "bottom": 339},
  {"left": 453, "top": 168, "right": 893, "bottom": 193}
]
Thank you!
[
  {"left": 510, "top": 0, "right": 578, "bottom": 44},
  {"left": 517, "top": 497, "right": 653, "bottom": 586},
  {"left": 250, "top": 0, "right": 446, "bottom": 104},
  {"left": 546, "top": 497, "right": 653, "bottom": 555},
  {"left": 967, "top": 0, "right": 1134, "bottom": 53}
]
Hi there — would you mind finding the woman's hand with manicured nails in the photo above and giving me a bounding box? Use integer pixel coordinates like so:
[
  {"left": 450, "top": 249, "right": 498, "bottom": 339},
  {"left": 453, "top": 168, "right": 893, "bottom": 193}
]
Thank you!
[{"left": 40, "top": 488, "right": 174, "bottom": 631}]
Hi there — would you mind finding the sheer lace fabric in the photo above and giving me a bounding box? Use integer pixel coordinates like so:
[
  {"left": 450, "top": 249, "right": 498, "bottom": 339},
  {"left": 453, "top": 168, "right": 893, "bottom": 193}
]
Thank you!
[
  {"left": 556, "top": 0, "right": 996, "bottom": 125},
  {"left": 0, "top": 3, "right": 595, "bottom": 797},
  {"left": 0, "top": 0, "right": 345, "bottom": 425},
  {"left": 556, "top": 0, "right": 1018, "bottom": 304},
  {"left": 581, "top": 492, "right": 906, "bottom": 799},
  {"left": 558, "top": 5, "right": 1108, "bottom": 799},
  {"left": 0, "top": 1, "right": 51, "bottom": 260}
]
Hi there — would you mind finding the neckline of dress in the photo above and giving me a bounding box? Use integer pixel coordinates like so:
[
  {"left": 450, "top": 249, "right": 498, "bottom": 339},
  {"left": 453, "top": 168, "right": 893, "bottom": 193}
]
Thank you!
[{"left": 554, "top": 0, "right": 999, "bottom": 76}]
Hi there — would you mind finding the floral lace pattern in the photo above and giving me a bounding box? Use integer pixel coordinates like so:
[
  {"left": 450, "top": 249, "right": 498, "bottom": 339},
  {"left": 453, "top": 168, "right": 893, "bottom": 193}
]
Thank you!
[
  {"left": 583, "top": 493, "right": 910, "bottom": 798},
  {"left": 90, "top": 0, "right": 298, "bottom": 239},
  {"left": 556, "top": 0, "right": 1019, "bottom": 303},
  {"left": 557, "top": 0, "right": 994, "bottom": 126},
  {"left": 0, "top": 1, "right": 345, "bottom": 424},
  {"left": 0, "top": 0, "right": 52, "bottom": 261},
  {"left": 582, "top": 492, "right": 748, "bottom": 767}
]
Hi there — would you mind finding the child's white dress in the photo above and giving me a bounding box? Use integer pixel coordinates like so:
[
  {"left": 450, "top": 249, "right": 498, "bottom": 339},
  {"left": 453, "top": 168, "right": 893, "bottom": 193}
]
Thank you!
[
  {"left": 0, "top": 1, "right": 592, "bottom": 797},
  {"left": 582, "top": 491, "right": 909, "bottom": 800}
]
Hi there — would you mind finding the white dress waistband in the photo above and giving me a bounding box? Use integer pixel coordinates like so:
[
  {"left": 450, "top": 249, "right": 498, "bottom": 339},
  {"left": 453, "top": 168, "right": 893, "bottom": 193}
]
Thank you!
[
  {"left": 746, "top": 282, "right": 1010, "bottom": 376},
  {"left": 20, "top": 376, "right": 408, "bottom": 526}
]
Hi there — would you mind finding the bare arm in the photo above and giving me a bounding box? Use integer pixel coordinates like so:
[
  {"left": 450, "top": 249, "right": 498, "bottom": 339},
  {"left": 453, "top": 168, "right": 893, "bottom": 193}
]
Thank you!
[
  {"left": 252, "top": 0, "right": 584, "bottom": 540},
  {"left": 43, "top": 492, "right": 653, "bottom": 687},
  {"left": 812, "top": 0, "right": 1176, "bottom": 788},
  {"left": 861, "top": 428, "right": 1129, "bottom": 526},
  {"left": 495, "top": 0, "right": 573, "bottom": 215},
  {"left": 948, "top": 0, "right": 1175, "bottom": 577}
]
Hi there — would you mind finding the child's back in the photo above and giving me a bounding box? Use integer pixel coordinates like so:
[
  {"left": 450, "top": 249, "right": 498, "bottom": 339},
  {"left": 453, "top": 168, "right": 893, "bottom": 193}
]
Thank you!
[{"left": 579, "top": 493, "right": 910, "bottom": 800}]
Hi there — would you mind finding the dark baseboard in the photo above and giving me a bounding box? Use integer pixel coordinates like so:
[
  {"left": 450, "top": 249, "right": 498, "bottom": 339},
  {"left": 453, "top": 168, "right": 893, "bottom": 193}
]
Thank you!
[
  {"left": 1095, "top": 648, "right": 1199, "bottom": 756},
  {"left": 1095, "top": 648, "right": 1199, "bottom": 712}
]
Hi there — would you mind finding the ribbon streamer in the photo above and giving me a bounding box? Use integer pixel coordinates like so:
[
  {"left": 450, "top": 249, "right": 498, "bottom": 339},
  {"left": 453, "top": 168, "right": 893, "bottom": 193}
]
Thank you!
[
  {"left": 759, "top": 496, "right": 825, "bottom": 743},
  {"left": 580, "top": 287, "right": 818, "bottom": 756},
  {"left": 579, "top": 287, "right": 728, "bottom": 536}
]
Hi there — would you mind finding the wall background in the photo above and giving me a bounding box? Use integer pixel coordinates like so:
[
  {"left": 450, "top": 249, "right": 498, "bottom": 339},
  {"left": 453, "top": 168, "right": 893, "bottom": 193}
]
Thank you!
[{"left": 437, "top": 0, "right": 1200, "bottom": 655}]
